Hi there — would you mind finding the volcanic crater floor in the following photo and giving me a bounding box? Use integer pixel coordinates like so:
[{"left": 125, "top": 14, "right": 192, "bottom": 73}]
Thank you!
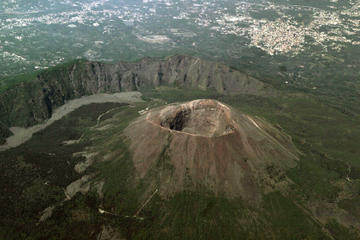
[{"left": 147, "top": 99, "right": 236, "bottom": 137}]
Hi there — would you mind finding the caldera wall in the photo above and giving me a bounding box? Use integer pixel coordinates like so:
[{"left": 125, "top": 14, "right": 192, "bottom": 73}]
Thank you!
[{"left": 0, "top": 55, "right": 274, "bottom": 144}]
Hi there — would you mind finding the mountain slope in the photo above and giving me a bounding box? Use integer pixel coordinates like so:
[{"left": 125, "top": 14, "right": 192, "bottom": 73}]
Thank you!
[
  {"left": 0, "top": 55, "right": 273, "bottom": 144},
  {"left": 124, "top": 99, "right": 298, "bottom": 202},
  {"left": 0, "top": 90, "right": 359, "bottom": 239}
]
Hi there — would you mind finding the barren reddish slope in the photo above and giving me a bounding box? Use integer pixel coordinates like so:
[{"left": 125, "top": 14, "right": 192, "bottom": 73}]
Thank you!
[{"left": 124, "top": 100, "right": 298, "bottom": 202}]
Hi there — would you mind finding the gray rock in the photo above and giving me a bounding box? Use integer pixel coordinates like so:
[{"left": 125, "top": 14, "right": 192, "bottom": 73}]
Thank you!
[{"left": 0, "top": 55, "right": 274, "bottom": 130}]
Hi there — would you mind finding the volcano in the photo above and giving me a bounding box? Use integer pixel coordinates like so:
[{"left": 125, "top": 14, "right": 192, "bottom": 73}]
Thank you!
[{"left": 124, "top": 99, "right": 299, "bottom": 202}]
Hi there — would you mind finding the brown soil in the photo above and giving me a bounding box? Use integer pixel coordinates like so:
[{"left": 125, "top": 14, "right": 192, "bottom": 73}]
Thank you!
[
  {"left": 124, "top": 100, "right": 298, "bottom": 202},
  {"left": 150, "top": 99, "right": 235, "bottom": 137}
]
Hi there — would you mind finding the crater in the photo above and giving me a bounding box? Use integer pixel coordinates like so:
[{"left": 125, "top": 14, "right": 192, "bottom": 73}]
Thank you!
[
  {"left": 148, "top": 99, "right": 236, "bottom": 137},
  {"left": 125, "top": 98, "right": 299, "bottom": 200}
]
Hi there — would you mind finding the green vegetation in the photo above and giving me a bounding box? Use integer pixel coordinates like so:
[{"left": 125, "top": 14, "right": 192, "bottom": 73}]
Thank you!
[
  {"left": 0, "top": 70, "right": 39, "bottom": 93},
  {"left": 141, "top": 88, "right": 360, "bottom": 237},
  {"left": 261, "top": 192, "right": 326, "bottom": 240},
  {"left": 1, "top": 0, "right": 360, "bottom": 236},
  {"left": 0, "top": 89, "right": 359, "bottom": 238},
  {"left": 29, "top": 192, "right": 103, "bottom": 240},
  {"left": 0, "top": 58, "right": 89, "bottom": 128},
  {"left": 325, "top": 219, "right": 360, "bottom": 240},
  {"left": 0, "top": 59, "right": 85, "bottom": 93},
  {"left": 339, "top": 196, "right": 360, "bottom": 219},
  {"left": 129, "top": 192, "right": 248, "bottom": 240},
  {"left": 131, "top": 190, "right": 327, "bottom": 240},
  {"left": 0, "top": 79, "right": 359, "bottom": 239},
  {"left": 0, "top": 102, "right": 127, "bottom": 240}
]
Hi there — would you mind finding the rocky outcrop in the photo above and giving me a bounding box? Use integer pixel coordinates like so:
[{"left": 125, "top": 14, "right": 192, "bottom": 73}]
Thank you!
[
  {"left": 0, "top": 55, "right": 274, "bottom": 134},
  {"left": 69, "top": 55, "right": 273, "bottom": 96}
]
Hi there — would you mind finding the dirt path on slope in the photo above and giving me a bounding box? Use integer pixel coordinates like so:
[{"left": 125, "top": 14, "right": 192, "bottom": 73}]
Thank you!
[{"left": 0, "top": 91, "right": 143, "bottom": 152}]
